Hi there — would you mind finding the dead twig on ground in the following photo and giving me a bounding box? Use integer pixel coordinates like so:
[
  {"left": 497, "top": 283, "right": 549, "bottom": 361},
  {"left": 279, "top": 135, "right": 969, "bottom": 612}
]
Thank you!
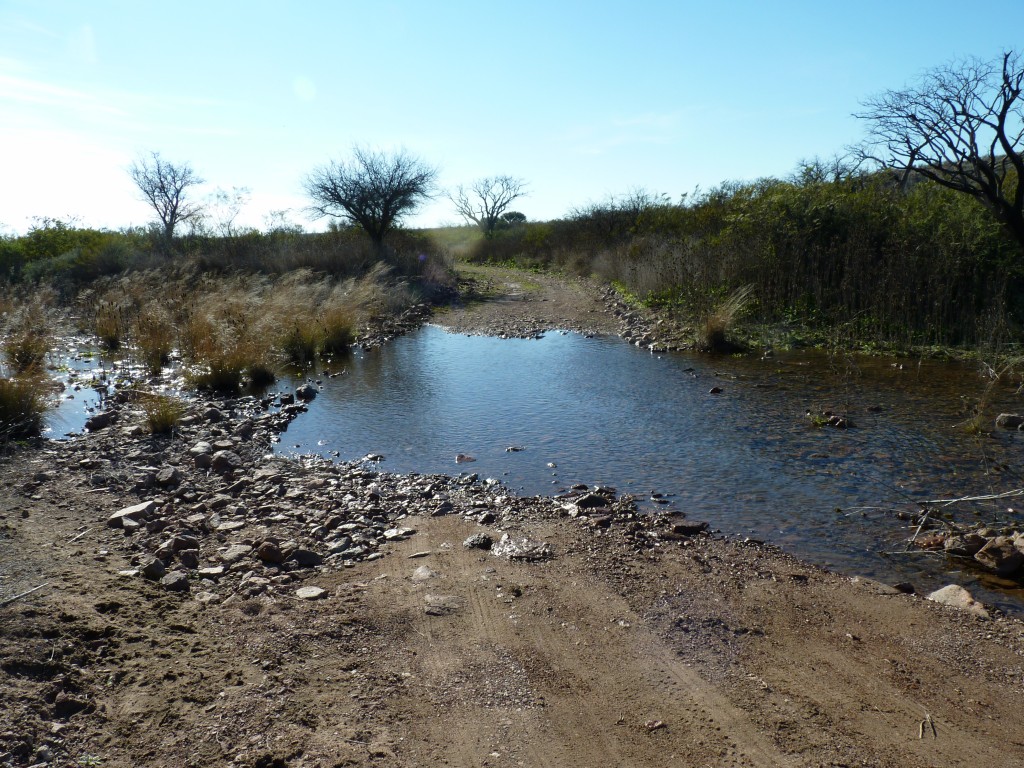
[{"left": 0, "top": 582, "right": 49, "bottom": 608}]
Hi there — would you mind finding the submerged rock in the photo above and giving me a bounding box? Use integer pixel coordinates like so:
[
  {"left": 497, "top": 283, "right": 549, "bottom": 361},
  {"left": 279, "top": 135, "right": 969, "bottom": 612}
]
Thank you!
[{"left": 995, "top": 413, "right": 1024, "bottom": 429}]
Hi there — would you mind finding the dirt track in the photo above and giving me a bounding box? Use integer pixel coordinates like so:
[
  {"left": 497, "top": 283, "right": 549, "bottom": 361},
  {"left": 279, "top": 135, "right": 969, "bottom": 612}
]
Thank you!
[{"left": 2, "top": 266, "right": 1024, "bottom": 767}]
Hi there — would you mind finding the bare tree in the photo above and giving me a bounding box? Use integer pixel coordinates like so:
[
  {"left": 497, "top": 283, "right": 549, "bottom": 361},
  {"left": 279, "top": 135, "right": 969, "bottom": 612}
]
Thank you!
[
  {"left": 449, "top": 176, "right": 528, "bottom": 236},
  {"left": 128, "top": 151, "right": 205, "bottom": 242},
  {"left": 304, "top": 147, "right": 438, "bottom": 249},
  {"left": 202, "top": 186, "right": 251, "bottom": 236},
  {"left": 855, "top": 51, "right": 1024, "bottom": 252}
]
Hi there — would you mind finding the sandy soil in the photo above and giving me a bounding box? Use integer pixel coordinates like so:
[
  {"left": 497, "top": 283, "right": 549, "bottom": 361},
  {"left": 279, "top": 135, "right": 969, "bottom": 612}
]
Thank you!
[{"left": 2, "top": 267, "right": 1023, "bottom": 767}]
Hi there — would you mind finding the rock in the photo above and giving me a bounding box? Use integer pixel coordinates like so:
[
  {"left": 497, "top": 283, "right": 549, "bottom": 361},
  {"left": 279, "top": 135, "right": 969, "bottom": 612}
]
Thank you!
[
  {"left": 108, "top": 500, "right": 157, "bottom": 528},
  {"left": 296, "top": 383, "right": 318, "bottom": 401},
  {"left": 171, "top": 534, "right": 201, "bottom": 552},
  {"left": 708, "top": 386, "right": 722, "bottom": 395},
  {"left": 288, "top": 549, "right": 324, "bottom": 567},
  {"left": 140, "top": 556, "right": 167, "bottom": 580},
  {"left": 463, "top": 533, "right": 494, "bottom": 550},
  {"left": 154, "top": 466, "right": 179, "bottom": 489},
  {"left": 188, "top": 441, "right": 213, "bottom": 457},
  {"left": 279, "top": 393, "right": 295, "bottom": 405},
  {"left": 383, "top": 527, "right": 415, "bottom": 540},
  {"left": 197, "top": 566, "right": 225, "bottom": 579},
  {"left": 670, "top": 520, "right": 709, "bottom": 536},
  {"left": 944, "top": 532, "right": 987, "bottom": 557},
  {"left": 295, "top": 586, "right": 326, "bottom": 600},
  {"left": 211, "top": 450, "right": 243, "bottom": 473},
  {"left": 203, "top": 407, "right": 224, "bottom": 422},
  {"left": 995, "top": 413, "right": 1024, "bottom": 429},
  {"left": 256, "top": 541, "right": 284, "bottom": 563},
  {"left": 926, "top": 584, "right": 990, "bottom": 619},
  {"left": 161, "top": 570, "right": 190, "bottom": 592},
  {"left": 412, "top": 565, "right": 438, "bottom": 582},
  {"left": 574, "top": 492, "right": 609, "bottom": 510},
  {"left": 85, "top": 411, "right": 115, "bottom": 431},
  {"left": 455, "top": 454, "right": 476, "bottom": 463},
  {"left": 177, "top": 550, "right": 200, "bottom": 569},
  {"left": 492, "top": 533, "right": 552, "bottom": 561},
  {"left": 194, "top": 453, "right": 214, "bottom": 470},
  {"left": 221, "top": 544, "right": 253, "bottom": 564},
  {"left": 974, "top": 536, "right": 1024, "bottom": 576}
]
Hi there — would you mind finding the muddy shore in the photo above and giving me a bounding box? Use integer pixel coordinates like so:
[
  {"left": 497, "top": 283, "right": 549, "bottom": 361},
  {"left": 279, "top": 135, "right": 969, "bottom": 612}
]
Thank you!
[{"left": 2, "top": 266, "right": 1024, "bottom": 767}]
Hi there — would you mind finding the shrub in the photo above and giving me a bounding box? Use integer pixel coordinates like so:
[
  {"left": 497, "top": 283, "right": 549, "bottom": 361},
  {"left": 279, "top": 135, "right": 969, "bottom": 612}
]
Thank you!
[{"left": 699, "top": 285, "right": 755, "bottom": 353}]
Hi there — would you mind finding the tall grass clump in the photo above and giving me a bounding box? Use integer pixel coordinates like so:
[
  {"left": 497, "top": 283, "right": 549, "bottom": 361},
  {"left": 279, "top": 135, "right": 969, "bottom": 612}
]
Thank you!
[
  {"left": 139, "top": 390, "right": 186, "bottom": 435},
  {"left": 0, "top": 375, "right": 45, "bottom": 442},
  {"left": 132, "top": 303, "right": 175, "bottom": 374},
  {"left": 699, "top": 284, "right": 755, "bottom": 352},
  {"left": 3, "top": 298, "right": 53, "bottom": 373}
]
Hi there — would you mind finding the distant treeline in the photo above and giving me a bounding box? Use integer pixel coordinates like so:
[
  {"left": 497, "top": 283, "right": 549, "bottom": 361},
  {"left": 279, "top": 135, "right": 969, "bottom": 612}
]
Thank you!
[{"left": 468, "top": 168, "right": 1022, "bottom": 348}]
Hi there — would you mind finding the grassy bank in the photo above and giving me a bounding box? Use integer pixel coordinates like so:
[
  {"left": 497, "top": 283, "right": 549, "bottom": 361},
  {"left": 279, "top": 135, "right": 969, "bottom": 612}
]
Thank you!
[
  {"left": 0, "top": 224, "right": 458, "bottom": 438},
  {"left": 455, "top": 166, "right": 1022, "bottom": 355}
]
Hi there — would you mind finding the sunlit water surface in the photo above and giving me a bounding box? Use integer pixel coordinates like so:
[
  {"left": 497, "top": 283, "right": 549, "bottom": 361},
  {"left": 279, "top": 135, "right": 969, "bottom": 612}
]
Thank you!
[{"left": 47, "top": 328, "right": 1024, "bottom": 611}]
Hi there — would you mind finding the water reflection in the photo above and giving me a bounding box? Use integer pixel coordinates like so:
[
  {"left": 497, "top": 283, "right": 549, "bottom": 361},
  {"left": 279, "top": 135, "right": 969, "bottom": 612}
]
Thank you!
[{"left": 276, "top": 327, "right": 1024, "bottom": 609}]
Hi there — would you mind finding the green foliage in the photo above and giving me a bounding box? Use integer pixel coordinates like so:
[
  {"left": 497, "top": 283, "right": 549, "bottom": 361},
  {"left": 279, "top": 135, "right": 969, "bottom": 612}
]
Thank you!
[{"left": 505, "top": 169, "right": 1021, "bottom": 348}]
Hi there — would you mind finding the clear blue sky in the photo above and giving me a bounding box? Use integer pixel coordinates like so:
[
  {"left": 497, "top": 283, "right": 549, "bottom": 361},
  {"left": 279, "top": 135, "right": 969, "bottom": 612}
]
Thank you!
[{"left": 0, "top": 0, "right": 1020, "bottom": 234}]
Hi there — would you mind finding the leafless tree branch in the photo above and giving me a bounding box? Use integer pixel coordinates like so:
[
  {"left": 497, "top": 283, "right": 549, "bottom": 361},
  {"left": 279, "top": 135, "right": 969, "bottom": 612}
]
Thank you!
[
  {"left": 855, "top": 51, "right": 1024, "bottom": 252},
  {"left": 128, "top": 151, "right": 205, "bottom": 243},
  {"left": 449, "top": 176, "right": 528, "bottom": 236}
]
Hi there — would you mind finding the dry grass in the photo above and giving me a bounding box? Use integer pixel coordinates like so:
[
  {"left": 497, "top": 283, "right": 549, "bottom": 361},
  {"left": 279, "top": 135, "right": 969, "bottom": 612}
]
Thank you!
[
  {"left": 133, "top": 304, "right": 175, "bottom": 374},
  {"left": 700, "top": 284, "right": 755, "bottom": 353},
  {"left": 0, "top": 374, "right": 46, "bottom": 441},
  {"left": 3, "top": 299, "right": 52, "bottom": 374},
  {"left": 139, "top": 391, "right": 186, "bottom": 434}
]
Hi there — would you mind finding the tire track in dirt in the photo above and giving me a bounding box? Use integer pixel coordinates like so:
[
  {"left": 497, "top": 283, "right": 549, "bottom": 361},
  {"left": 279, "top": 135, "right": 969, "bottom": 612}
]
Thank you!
[{"left": 363, "top": 515, "right": 806, "bottom": 767}]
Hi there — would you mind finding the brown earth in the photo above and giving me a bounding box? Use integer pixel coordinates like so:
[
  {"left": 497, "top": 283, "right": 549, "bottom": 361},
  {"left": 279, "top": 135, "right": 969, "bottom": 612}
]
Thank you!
[{"left": 2, "top": 267, "right": 1024, "bottom": 768}]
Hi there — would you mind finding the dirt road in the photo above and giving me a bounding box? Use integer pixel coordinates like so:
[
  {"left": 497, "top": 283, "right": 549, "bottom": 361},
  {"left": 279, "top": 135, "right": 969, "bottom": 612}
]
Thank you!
[{"left": 2, "top": 267, "right": 1023, "bottom": 767}]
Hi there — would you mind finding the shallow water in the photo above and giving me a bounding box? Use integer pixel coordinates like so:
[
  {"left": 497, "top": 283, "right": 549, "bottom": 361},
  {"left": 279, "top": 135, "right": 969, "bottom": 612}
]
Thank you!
[{"left": 271, "top": 325, "right": 1024, "bottom": 611}]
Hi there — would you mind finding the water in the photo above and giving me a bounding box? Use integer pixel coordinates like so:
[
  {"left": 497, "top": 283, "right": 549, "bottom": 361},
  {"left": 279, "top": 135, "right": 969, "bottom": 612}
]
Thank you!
[{"left": 271, "top": 326, "right": 1024, "bottom": 609}]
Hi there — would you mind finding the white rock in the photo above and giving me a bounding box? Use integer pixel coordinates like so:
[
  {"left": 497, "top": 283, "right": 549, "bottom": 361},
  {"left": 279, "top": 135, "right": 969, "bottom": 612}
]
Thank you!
[
  {"left": 295, "top": 586, "right": 327, "bottom": 600},
  {"left": 926, "top": 584, "right": 990, "bottom": 619}
]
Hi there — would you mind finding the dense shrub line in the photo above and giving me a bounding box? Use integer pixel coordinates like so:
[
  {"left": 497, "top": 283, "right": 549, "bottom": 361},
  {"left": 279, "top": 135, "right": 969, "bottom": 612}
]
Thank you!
[{"left": 469, "top": 171, "right": 1021, "bottom": 348}]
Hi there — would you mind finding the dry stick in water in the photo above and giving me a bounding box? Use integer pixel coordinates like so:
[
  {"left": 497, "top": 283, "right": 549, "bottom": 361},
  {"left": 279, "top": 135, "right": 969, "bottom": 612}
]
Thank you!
[{"left": 0, "top": 582, "right": 49, "bottom": 608}]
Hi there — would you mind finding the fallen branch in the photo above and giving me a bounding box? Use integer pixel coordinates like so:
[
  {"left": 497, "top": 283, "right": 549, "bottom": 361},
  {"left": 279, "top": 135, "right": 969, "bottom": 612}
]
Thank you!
[
  {"left": 68, "top": 527, "right": 92, "bottom": 543},
  {"left": 919, "top": 488, "right": 1024, "bottom": 508},
  {"left": 0, "top": 582, "right": 49, "bottom": 608}
]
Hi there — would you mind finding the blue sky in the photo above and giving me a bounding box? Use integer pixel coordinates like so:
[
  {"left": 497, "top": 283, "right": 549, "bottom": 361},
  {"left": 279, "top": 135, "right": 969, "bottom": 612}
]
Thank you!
[{"left": 0, "top": 0, "right": 1020, "bottom": 234}]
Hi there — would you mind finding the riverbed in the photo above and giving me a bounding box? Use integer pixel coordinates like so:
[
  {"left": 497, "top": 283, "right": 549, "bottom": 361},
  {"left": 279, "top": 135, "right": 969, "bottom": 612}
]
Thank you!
[{"left": 272, "top": 325, "right": 1024, "bottom": 610}]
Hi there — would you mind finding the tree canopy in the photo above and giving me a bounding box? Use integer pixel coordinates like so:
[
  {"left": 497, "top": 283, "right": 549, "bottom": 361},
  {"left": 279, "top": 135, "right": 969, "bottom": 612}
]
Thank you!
[
  {"left": 856, "top": 51, "right": 1024, "bottom": 253},
  {"left": 304, "top": 147, "right": 437, "bottom": 248},
  {"left": 128, "top": 151, "right": 205, "bottom": 242},
  {"left": 449, "top": 176, "right": 528, "bottom": 236}
]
